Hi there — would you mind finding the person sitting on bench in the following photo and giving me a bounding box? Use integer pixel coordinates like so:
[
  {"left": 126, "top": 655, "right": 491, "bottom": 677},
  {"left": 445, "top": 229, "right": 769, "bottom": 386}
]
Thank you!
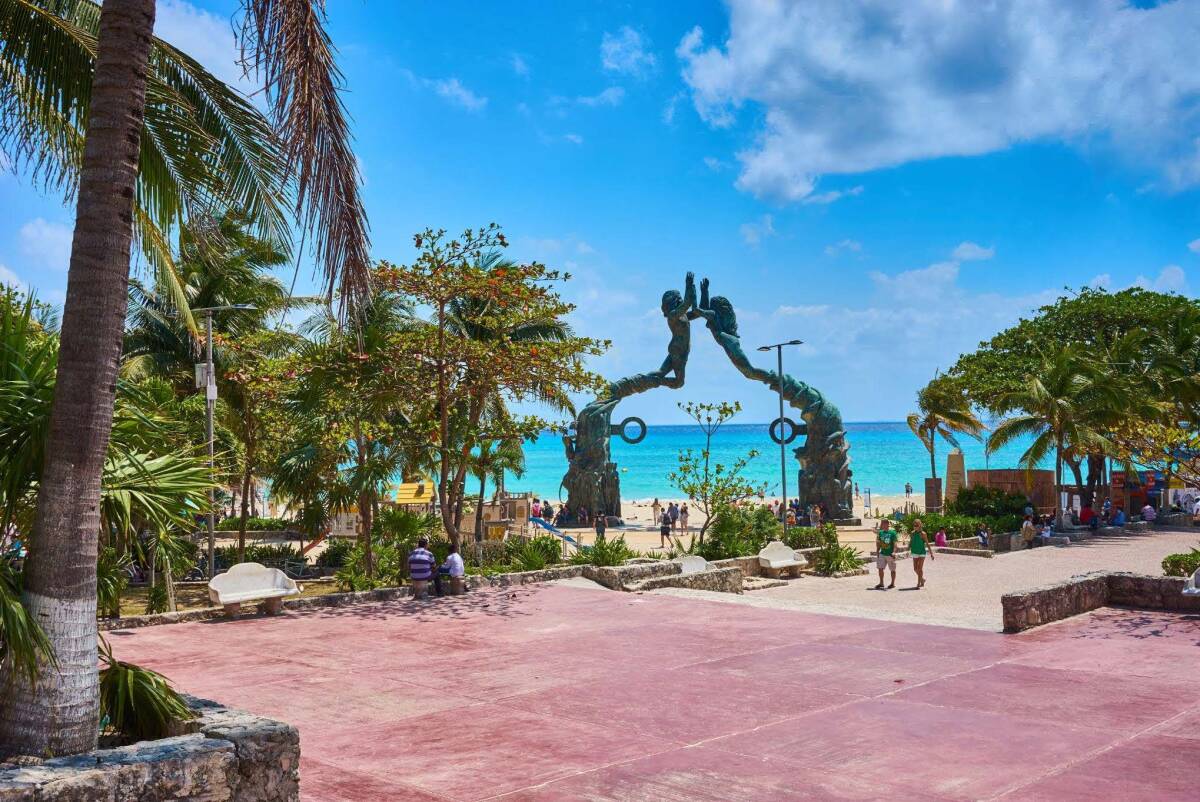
[{"left": 435, "top": 543, "right": 465, "bottom": 596}]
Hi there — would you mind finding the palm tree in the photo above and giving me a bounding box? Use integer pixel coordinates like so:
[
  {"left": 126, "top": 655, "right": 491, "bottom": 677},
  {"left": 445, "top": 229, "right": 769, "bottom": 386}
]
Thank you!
[
  {"left": 987, "top": 346, "right": 1123, "bottom": 527},
  {"left": 907, "top": 376, "right": 984, "bottom": 480},
  {"left": 0, "top": 0, "right": 369, "bottom": 758},
  {"left": 471, "top": 437, "right": 525, "bottom": 545}
]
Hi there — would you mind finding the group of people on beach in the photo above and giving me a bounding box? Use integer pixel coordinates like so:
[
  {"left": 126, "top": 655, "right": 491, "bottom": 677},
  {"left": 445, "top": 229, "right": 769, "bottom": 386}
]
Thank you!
[{"left": 650, "top": 499, "right": 689, "bottom": 547}]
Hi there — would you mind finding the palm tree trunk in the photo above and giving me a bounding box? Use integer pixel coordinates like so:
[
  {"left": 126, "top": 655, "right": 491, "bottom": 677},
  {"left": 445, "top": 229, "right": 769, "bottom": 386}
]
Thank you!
[
  {"left": 0, "top": 0, "right": 156, "bottom": 759},
  {"left": 929, "top": 439, "right": 938, "bottom": 480},
  {"left": 1055, "top": 438, "right": 1064, "bottom": 529},
  {"left": 238, "top": 464, "right": 252, "bottom": 564},
  {"left": 474, "top": 471, "right": 487, "bottom": 545}
]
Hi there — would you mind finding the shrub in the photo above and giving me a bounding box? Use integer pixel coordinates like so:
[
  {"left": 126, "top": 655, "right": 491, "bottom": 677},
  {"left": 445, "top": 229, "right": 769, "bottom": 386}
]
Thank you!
[
  {"left": 215, "top": 543, "right": 307, "bottom": 569},
  {"left": 215, "top": 515, "right": 294, "bottom": 531},
  {"left": 1162, "top": 547, "right": 1200, "bottom": 577},
  {"left": 99, "top": 637, "right": 195, "bottom": 741},
  {"left": 692, "top": 504, "right": 773, "bottom": 561},
  {"left": 785, "top": 523, "right": 839, "bottom": 550},
  {"left": 569, "top": 533, "right": 635, "bottom": 566},
  {"left": 945, "top": 485, "right": 1029, "bottom": 518},
  {"left": 97, "top": 547, "right": 130, "bottom": 618},
  {"left": 810, "top": 542, "right": 866, "bottom": 576},
  {"left": 513, "top": 541, "right": 548, "bottom": 571},
  {"left": 901, "top": 512, "right": 1021, "bottom": 541},
  {"left": 336, "top": 510, "right": 447, "bottom": 591},
  {"left": 316, "top": 537, "right": 354, "bottom": 568}
]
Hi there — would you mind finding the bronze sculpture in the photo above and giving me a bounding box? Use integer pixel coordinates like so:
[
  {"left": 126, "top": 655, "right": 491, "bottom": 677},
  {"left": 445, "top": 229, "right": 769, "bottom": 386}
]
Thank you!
[{"left": 561, "top": 273, "right": 853, "bottom": 520}]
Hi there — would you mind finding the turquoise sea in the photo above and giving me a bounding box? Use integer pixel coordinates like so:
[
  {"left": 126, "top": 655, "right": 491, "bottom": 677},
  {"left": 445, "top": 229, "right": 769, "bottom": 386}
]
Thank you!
[{"left": 510, "top": 421, "right": 1041, "bottom": 501}]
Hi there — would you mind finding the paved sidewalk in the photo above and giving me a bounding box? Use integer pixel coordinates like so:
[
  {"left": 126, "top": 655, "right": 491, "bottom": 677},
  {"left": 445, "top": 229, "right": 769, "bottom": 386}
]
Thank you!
[
  {"left": 662, "top": 528, "right": 1200, "bottom": 630},
  {"left": 110, "top": 582, "right": 1200, "bottom": 801}
]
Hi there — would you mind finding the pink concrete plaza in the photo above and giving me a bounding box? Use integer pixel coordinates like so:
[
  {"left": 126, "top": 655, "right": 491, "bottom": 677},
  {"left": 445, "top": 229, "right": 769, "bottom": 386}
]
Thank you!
[{"left": 110, "top": 583, "right": 1200, "bottom": 801}]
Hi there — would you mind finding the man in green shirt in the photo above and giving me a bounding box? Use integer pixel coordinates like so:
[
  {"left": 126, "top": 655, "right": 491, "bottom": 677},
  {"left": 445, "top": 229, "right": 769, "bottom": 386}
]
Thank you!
[{"left": 875, "top": 519, "right": 898, "bottom": 590}]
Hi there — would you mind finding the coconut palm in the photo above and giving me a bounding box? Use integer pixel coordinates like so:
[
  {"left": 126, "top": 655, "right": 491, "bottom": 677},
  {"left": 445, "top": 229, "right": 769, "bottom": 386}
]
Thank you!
[
  {"left": 470, "top": 437, "right": 525, "bottom": 544},
  {"left": 0, "top": 0, "right": 369, "bottom": 757},
  {"left": 987, "top": 346, "right": 1125, "bottom": 527},
  {"left": 907, "top": 375, "right": 984, "bottom": 480}
]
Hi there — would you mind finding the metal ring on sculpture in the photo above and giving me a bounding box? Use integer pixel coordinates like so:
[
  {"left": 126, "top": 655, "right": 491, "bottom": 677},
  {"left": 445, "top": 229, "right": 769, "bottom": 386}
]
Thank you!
[
  {"left": 615, "top": 416, "right": 647, "bottom": 444},
  {"left": 769, "top": 416, "right": 801, "bottom": 445}
]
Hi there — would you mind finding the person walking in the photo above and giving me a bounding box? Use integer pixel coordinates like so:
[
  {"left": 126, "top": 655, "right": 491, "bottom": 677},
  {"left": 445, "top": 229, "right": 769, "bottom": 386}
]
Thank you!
[
  {"left": 1021, "top": 515, "right": 1037, "bottom": 549},
  {"left": 532, "top": 499, "right": 542, "bottom": 520},
  {"left": 679, "top": 504, "right": 690, "bottom": 533},
  {"left": 909, "top": 519, "right": 933, "bottom": 589},
  {"left": 651, "top": 498, "right": 662, "bottom": 528},
  {"left": 874, "top": 520, "right": 898, "bottom": 590},
  {"left": 658, "top": 509, "right": 672, "bottom": 549},
  {"left": 594, "top": 509, "right": 607, "bottom": 539},
  {"left": 668, "top": 502, "right": 680, "bottom": 533}
]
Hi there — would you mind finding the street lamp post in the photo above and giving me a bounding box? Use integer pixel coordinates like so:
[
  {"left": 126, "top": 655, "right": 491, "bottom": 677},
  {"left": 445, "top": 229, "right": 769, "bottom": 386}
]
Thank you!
[
  {"left": 192, "top": 304, "right": 255, "bottom": 578},
  {"left": 757, "top": 339, "right": 804, "bottom": 535}
]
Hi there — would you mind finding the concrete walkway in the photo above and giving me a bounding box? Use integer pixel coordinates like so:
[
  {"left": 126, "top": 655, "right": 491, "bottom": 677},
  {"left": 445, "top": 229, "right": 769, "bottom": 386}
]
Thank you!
[
  {"left": 661, "top": 528, "right": 1200, "bottom": 630},
  {"left": 110, "top": 582, "right": 1200, "bottom": 801}
]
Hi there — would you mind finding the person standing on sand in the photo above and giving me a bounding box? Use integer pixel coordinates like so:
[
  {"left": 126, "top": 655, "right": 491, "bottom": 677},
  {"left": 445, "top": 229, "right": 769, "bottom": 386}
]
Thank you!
[
  {"left": 669, "top": 502, "right": 679, "bottom": 532},
  {"left": 659, "top": 510, "right": 672, "bottom": 548},
  {"left": 651, "top": 498, "right": 662, "bottom": 527},
  {"left": 874, "top": 520, "right": 898, "bottom": 590},
  {"left": 909, "top": 519, "right": 933, "bottom": 589},
  {"left": 679, "top": 504, "right": 689, "bottom": 533},
  {"left": 594, "top": 510, "right": 606, "bottom": 539}
]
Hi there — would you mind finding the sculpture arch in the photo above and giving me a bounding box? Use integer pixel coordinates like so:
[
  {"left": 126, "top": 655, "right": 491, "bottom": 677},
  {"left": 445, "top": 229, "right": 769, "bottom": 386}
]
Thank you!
[{"left": 560, "top": 273, "right": 853, "bottom": 520}]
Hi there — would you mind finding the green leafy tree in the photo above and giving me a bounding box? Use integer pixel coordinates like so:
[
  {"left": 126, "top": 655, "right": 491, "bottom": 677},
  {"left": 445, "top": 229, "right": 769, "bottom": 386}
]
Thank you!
[
  {"left": 906, "top": 375, "right": 984, "bottom": 480},
  {"left": 667, "top": 401, "right": 768, "bottom": 542}
]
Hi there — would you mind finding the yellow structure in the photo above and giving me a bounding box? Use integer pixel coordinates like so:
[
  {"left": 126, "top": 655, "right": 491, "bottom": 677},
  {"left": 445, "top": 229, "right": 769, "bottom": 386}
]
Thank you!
[{"left": 392, "top": 480, "right": 435, "bottom": 510}]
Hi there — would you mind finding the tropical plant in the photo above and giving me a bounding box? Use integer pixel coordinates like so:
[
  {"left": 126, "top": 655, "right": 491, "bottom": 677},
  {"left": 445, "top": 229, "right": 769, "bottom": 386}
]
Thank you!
[
  {"left": 907, "top": 375, "right": 984, "bottom": 480},
  {"left": 666, "top": 401, "right": 768, "bottom": 542},
  {"left": 314, "top": 536, "right": 353, "bottom": 569},
  {"left": 0, "top": 0, "right": 371, "bottom": 756},
  {"left": 944, "top": 485, "right": 1029, "bottom": 518},
  {"left": 986, "top": 346, "right": 1124, "bottom": 527},
  {"left": 96, "top": 547, "right": 130, "bottom": 619},
  {"left": 568, "top": 533, "right": 635, "bottom": 567},
  {"left": 0, "top": 556, "right": 54, "bottom": 687},
  {"left": 98, "top": 636, "right": 194, "bottom": 741},
  {"left": 470, "top": 436, "right": 525, "bottom": 543},
  {"left": 809, "top": 542, "right": 866, "bottom": 576},
  {"left": 784, "top": 522, "right": 839, "bottom": 550}
]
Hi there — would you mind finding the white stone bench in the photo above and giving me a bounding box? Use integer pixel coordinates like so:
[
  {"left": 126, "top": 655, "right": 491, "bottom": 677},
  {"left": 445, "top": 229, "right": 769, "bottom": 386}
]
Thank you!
[
  {"left": 677, "top": 555, "right": 709, "bottom": 575},
  {"left": 1184, "top": 568, "right": 1200, "bottom": 597},
  {"left": 758, "top": 541, "right": 806, "bottom": 579},
  {"left": 208, "top": 562, "right": 299, "bottom": 616}
]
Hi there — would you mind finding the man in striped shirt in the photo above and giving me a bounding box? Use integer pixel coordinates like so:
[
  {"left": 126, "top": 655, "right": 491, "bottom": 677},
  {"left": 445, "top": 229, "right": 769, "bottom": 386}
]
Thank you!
[{"left": 408, "top": 537, "right": 437, "bottom": 599}]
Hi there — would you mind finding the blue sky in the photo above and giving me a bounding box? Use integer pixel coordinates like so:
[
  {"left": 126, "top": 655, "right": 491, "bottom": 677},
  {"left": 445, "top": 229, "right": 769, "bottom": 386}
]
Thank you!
[{"left": 4, "top": 0, "right": 1200, "bottom": 424}]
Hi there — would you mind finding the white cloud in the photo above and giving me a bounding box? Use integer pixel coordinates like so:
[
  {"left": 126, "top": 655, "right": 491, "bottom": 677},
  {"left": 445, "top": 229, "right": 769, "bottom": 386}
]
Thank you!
[
  {"left": 564, "top": 133, "right": 584, "bottom": 145},
  {"left": 0, "top": 264, "right": 24, "bottom": 290},
  {"left": 425, "top": 77, "right": 487, "bottom": 111},
  {"left": 1189, "top": 238, "right": 1200, "bottom": 254},
  {"left": 824, "top": 239, "right": 862, "bottom": 257},
  {"left": 739, "top": 214, "right": 775, "bottom": 247},
  {"left": 662, "top": 91, "right": 685, "bottom": 125},
  {"left": 19, "top": 218, "right": 72, "bottom": 270},
  {"left": 576, "top": 241, "right": 595, "bottom": 255},
  {"left": 510, "top": 53, "right": 530, "bottom": 77},
  {"left": 803, "top": 186, "right": 864, "bottom": 206},
  {"left": 1156, "top": 265, "right": 1188, "bottom": 292},
  {"left": 1089, "top": 273, "right": 1113, "bottom": 289},
  {"left": 577, "top": 87, "right": 625, "bottom": 108},
  {"left": 952, "top": 241, "right": 995, "bottom": 262},
  {"left": 601, "top": 26, "right": 656, "bottom": 77},
  {"left": 679, "top": 1, "right": 1200, "bottom": 202},
  {"left": 154, "top": 0, "right": 247, "bottom": 90},
  {"left": 703, "top": 156, "right": 729, "bottom": 172}
]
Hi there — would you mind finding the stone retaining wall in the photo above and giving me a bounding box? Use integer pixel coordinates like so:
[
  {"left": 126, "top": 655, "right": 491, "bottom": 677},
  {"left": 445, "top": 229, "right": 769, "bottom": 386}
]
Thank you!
[
  {"left": 1001, "top": 571, "right": 1200, "bottom": 632},
  {"left": 0, "top": 698, "right": 298, "bottom": 801},
  {"left": 628, "top": 567, "right": 743, "bottom": 594}
]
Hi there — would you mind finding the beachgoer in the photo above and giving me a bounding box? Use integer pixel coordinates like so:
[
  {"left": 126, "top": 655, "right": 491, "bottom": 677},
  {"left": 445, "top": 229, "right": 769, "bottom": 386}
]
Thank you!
[
  {"left": 542, "top": 501, "right": 554, "bottom": 521},
  {"left": 1021, "top": 515, "right": 1036, "bottom": 549},
  {"left": 975, "top": 523, "right": 990, "bottom": 548},
  {"left": 1141, "top": 502, "right": 1157, "bottom": 523},
  {"left": 594, "top": 510, "right": 607, "bottom": 538},
  {"left": 407, "top": 537, "right": 437, "bottom": 599},
  {"left": 1038, "top": 519, "right": 1053, "bottom": 544},
  {"left": 786, "top": 509, "right": 797, "bottom": 527},
  {"left": 532, "top": 499, "right": 541, "bottom": 519},
  {"left": 659, "top": 510, "right": 671, "bottom": 548},
  {"left": 1024, "top": 502, "right": 1034, "bottom": 518},
  {"left": 435, "top": 542, "right": 465, "bottom": 596},
  {"left": 679, "top": 504, "right": 689, "bottom": 533},
  {"left": 854, "top": 482, "right": 860, "bottom": 499},
  {"left": 909, "top": 519, "right": 933, "bottom": 589},
  {"left": 1112, "top": 506, "right": 1126, "bottom": 526},
  {"left": 874, "top": 520, "right": 898, "bottom": 590},
  {"left": 904, "top": 482, "right": 912, "bottom": 498},
  {"left": 669, "top": 502, "right": 679, "bottom": 532},
  {"left": 1102, "top": 497, "right": 1112, "bottom": 520},
  {"left": 934, "top": 527, "right": 947, "bottom": 548},
  {"left": 651, "top": 498, "right": 662, "bottom": 526}
]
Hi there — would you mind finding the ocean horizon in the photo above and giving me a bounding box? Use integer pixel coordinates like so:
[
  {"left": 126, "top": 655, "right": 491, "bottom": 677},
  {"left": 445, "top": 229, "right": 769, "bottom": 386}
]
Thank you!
[{"left": 507, "top": 421, "right": 1042, "bottom": 502}]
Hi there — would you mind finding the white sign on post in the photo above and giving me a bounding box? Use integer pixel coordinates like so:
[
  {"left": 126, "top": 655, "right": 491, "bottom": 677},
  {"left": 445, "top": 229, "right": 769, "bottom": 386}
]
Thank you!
[{"left": 194, "top": 363, "right": 208, "bottom": 389}]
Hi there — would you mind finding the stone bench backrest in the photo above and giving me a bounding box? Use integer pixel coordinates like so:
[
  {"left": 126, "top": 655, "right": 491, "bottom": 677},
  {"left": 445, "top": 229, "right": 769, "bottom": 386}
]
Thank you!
[
  {"left": 209, "top": 562, "right": 296, "bottom": 599},
  {"left": 759, "top": 541, "right": 799, "bottom": 565}
]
